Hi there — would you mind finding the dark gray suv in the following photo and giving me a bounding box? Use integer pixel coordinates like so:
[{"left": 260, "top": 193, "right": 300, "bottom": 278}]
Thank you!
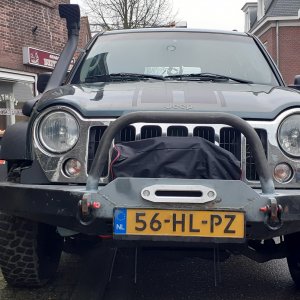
[{"left": 1, "top": 4, "right": 300, "bottom": 288}]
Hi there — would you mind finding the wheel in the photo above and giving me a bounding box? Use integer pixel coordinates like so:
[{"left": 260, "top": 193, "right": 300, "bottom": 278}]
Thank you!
[
  {"left": 0, "top": 212, "right": 63, "bottom": 287},
  {"left": 286, "top": 233, "right": 300, "bottom": 288}
]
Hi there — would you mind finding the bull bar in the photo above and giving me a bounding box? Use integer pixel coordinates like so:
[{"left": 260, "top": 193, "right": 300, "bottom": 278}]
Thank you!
[{"left": 1, "top": 111, "right": 300, "bottom": 241}]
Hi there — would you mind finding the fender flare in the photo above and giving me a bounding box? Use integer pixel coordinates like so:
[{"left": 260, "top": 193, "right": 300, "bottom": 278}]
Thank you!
[{"left": 0, "top": 122, "right": 31, "bottom": 161}]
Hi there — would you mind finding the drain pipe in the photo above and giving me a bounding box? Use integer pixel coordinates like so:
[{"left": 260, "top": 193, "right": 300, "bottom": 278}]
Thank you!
[{"left": 276, "top": 20, "right": 279, "bottom": 67}]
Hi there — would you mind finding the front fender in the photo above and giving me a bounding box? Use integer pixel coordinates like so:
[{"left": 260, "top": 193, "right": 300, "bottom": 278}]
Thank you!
[{"left": 0, "top": 122, "right": 32, "bottom": 161}]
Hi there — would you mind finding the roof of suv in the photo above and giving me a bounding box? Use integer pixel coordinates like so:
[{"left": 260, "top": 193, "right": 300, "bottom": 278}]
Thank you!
[{"left": 99, "top": 27, "right": 249, "bottom": 37}]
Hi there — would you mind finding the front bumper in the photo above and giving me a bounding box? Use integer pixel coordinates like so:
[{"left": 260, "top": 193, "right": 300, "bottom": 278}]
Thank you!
[{"left": 0, "top": 178, "right": 300, "bottom": 242}]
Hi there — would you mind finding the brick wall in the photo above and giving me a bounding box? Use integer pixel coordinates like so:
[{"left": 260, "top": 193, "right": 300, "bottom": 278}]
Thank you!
[
  {"left": 278, "top": 26, "right": 300, "bottom": 85},
  {"left": 0, "top": 0, "right": 90, "bottom": 74},
  {"left": 256, "top": 25, "right": 300, "bottom": 85},
  {"left": 78, "top": 16, "right": 91, "bottom": 51}
]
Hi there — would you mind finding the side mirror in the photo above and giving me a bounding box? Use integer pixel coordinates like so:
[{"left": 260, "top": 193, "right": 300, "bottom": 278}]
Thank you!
[
  {"left": 295, "top": 75, "right": 300, "bottom": 85},
  {"left": 288, "top": 75, "right": 300, "bottom": 91},
  {"left": 37, "top": 72, "right": 52, "bottom": 93}
]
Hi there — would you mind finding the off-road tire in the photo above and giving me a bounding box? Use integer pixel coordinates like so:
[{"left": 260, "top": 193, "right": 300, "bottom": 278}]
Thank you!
[
  {"left": 0, "top": 212, "right": 63, "bottom": 287},
  {"left": 286, "top": 233, "right": 300, "bottom": 288}
]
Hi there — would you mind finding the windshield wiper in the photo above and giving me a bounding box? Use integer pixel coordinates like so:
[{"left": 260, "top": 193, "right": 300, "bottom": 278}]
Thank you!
[
  {"left": 164, "top": 73, "right": 253, "bottom": 84},
  {"left": 84, "top": 72, "right": 165, "bottom": 83}
]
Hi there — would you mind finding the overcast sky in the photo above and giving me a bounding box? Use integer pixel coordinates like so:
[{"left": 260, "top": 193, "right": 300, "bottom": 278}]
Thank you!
[{"left": 70, "top": 0, "right": 249, "bottom": 32}]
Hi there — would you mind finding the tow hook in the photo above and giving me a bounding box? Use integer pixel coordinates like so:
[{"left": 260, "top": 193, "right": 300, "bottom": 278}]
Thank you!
[
  {"left": 78, "top": 193, "right": 101, "bottom": 224},
  {"left": 259, "top": 197, "right": 283, "bottom": 231}
]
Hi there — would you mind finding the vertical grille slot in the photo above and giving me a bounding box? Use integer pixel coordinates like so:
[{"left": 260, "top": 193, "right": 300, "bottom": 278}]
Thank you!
[
  {"left": 219, "top": 127, "right": 241, "bottom": 160},
  {"left": 115, "top": 125, "right": 136, "bottom": 142},
  {"left": 88, "top": 126, "right": 108, "bottom": 174},
  {"left": 246, "top": 129, "right": 268, "bottom": 181},
  {"left": 167, "top": 126, "right": 188, "bottom": 137},
  {"left": 193, "top": 126, "right": 215, "bottom": 143},
  {"left": 141, "top": 125, "right": 162, "bottom": 139}
]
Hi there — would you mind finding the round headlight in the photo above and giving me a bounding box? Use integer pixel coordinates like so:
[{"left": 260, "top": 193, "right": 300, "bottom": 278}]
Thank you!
[
  {"left": 38, "top": 111, "right": 79, "bottom": 153},
  {"left": 278, "top": 114, "right": 300, "bottom": 157}
]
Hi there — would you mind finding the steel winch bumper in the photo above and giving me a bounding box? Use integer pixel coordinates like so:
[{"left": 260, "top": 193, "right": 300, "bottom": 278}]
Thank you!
[
  {"left": 1, "top": 111, "right": 300, "bottom": 242},
  {"left": 0, "top": 179, "right": 300, "bottom": 241}
]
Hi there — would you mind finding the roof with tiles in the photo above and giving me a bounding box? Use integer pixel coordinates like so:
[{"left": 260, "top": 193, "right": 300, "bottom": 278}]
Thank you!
[
  {"left": 265, "top": 0, "right": 300, "bottom": 17},
  {"left": 248, "top": 0, "right": 300, "bottom": 31}
]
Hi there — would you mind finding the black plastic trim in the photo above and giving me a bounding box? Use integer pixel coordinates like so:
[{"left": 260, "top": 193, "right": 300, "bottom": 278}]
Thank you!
[{"left": 0, "top": 122, "right": 31, "bottom": 161}]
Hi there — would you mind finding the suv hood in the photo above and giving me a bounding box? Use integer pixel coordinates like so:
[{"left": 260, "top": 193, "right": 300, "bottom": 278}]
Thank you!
[{"left": 36, "top": 81, "right": 300, "bottom": 120}]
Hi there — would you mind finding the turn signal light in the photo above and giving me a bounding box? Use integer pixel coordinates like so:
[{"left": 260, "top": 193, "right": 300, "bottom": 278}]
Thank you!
[
  {"left": 64, "top": 158, "right": 82, "bottom": 177},
  {"left": 273, "top": 163, "right": 293, "bottom": 183}
]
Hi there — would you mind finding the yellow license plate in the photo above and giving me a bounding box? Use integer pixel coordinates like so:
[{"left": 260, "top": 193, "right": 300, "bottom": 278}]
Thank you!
[{"left": 114, "top": 208, "right": 245, "bottom": 239}]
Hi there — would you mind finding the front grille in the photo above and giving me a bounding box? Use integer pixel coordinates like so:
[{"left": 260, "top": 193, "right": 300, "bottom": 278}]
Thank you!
[
  {"left": 193, "top": 126, "right": 215, "bottom": 143},
  {"left": 115, "top": 125, "right": 136, "bottom": 142},
  {"left": 167, "top": 126, "right": 188, "bottom": 137},
  {"left": 141, "top": 125, "right": 162, "bottom": 139},
  {"left": 88, "top": 124, "right": 268, "bottom": 181},
  {"left": 246, "top": 129, "right": 268, "bottom": 181},
  {"left": 88, "top": 125, "right": 136, "bottom": 173},
  {"left": 219, "top": 128, "right": 241, "bottom": 160},
  {"left": 88, "top": 126, "right": 108, "bottom": 174}
]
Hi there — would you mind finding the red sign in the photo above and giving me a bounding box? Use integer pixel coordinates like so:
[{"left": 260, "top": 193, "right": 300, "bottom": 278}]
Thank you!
[{"left": 23, "top": 47, "right": 75, "bottom": 70}]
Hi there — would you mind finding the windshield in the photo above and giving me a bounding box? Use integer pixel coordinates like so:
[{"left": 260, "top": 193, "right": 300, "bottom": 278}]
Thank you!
[{"left": 72, "top": 31, "right": 278, "bottom": 85}]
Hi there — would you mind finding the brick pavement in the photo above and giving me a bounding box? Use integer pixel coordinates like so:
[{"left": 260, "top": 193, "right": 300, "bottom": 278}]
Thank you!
[{"left": 0, "top": 254, "right": 80, "bottom": 300}]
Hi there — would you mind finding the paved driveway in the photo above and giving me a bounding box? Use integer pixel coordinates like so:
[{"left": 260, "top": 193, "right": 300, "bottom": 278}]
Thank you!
[
  {"left": 0, "top": 254, "right": 80, "bottom": 300},
  {"left": 1, "top": 250, "right": 300, "bottom": 300}
]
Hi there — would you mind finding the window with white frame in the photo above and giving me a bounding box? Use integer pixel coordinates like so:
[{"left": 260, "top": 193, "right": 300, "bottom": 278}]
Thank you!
[{"left": 0, "top": 70, "right": 36, "bottom": 134}]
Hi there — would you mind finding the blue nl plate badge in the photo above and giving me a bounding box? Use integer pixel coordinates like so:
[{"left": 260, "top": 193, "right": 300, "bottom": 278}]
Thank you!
[{"left": 114, "top": 208, "right": 127, "bottom": 234}]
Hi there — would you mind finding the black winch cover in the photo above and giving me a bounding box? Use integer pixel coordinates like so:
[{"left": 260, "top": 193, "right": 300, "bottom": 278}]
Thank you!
[{"left": 110, "top": 136, "right": 241, "bottom": 180}]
